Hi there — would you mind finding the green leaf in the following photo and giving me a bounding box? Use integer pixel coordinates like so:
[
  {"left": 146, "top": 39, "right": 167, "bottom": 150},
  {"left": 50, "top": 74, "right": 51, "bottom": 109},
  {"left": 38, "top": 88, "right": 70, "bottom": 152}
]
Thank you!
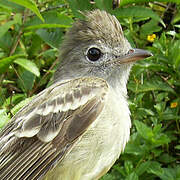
[
  {"left": 156, "top": 92, "right": 169, "bottom": 102},
  {"left": 147, "top": 161, "right": 163, "bottom": 177},
  {"left": 11, "top": 96, "right": 33, "bottom": 115},
  {"left": 0, "top": 109, "right": 10, "bottom": 129},
  {"left": 134, "top": 120, "right": 170, "bottom": 145},
  {"left": 152, "top": 124, "right": 162, "bottom": 134},
  {"left": 175, "top": 145, "right": 180, "bottom": 150},
  {"left": 8, "top": 0, "right": 44, "bottom": 22},
  {"left": 124, "top": 161, "right": 133, "bottom": 175},
  {"left": 158, "top": 168, "right": 177, "bottom": 180},
  {"left": 119, "top": 0, "right": 180, "bottom": 7},
  {"left": 125, "top": 172, "right": 138, "bottom": 180},
  {"left": 0, "top": 20, "right": 15, "bottom": 39},
  {"left": 94, "top": 0, "right": 112, "bottom": 12},
  {"left": 36, "top": 29, "right": 63, "bottom": 48},
  {"left": 24, "top": 23, "right": 71, "bottom": 31},
  {"left": 0, "top": 31, "right": 13, "bottom": 51},
  {"left": 17, "top": 69, "right": 36, "bottom": 92},
  {"left": 172, "top": 9, "right": 180, "bottom": 24},
  {"left": 135, "top": 161, "right": 151, "bottom": 176},
  {"left": 0, "top": 1, "right": 25, "bottom": 12},
  {"left": 24, "top": 12, "right": 73, "bottom": 31},
  {"left": 14, "top": 13, "right": 22, "bottom": 25},
  {"left": 138, "top": 108, "right": 155, "bottom": 116},
  {"left": 134, "top": 61, "right": 173, "bottom": 74},
  {"left": 125, "top": 142, "right": 146, "bottom": 156},
  {"left": 0, "top": 3, "right": 12, "bottom": 13},
  {"left": 140, "top": 19, "right": 162, "bottom": 36},
  {"left": 14, "top": 58, "right": 40, "bottom": 77},
  {"left": 0, "top": 88, "right": 7, "bottom": 106},
  {"left": 128, "top": 80, "right": 175, "bottom": 94},
  {"left": 100, "top": 173, "right": 116, "bottom": 180},
  {"left": 67, "top": 0, "right": 93, "bottom": 18},
  {"left": 0, "top": 54, "right": 25, "bottom": 74},
  {"left": 158, "top": 153, "right": 176, "bottom": 164},
  {"left": 27, "top": 34, "right": 42, "bottom": 58},
  {"left": 174, "top": 24, "right": 180, "bottom": 28},
  {"left": 168, "top": 40, "right": 180, "bottom": 69},
  {"left": 154, "top": 102, "right": 166, "bottom": 113},
  {"left": 134, "top": 120, "right": 153, "bottom": 140},
  {"left": 113, "top": 6, "right": 165, "bottom": 27},
  {"left": 162, "top": 113, "right": 180, "bottom": 121},
  {"left": 26, "top": 12, "right": 73, "bottom": 26},
  {"left": 3, "top": 94, "right": 25, "bottom": 109}
]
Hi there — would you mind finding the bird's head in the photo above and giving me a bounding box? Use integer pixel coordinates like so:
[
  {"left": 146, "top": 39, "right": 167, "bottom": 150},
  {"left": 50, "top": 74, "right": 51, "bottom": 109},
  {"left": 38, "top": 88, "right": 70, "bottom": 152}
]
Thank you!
[{"left": 54, "top": 10, "right": 152, "bottom": 88}]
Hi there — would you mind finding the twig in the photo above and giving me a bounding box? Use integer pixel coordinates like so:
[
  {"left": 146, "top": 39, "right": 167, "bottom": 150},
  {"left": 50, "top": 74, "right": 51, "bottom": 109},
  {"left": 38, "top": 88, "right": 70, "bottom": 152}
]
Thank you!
[
  {"left": 9, "top": 10, "right": 28, "bottom": 56},
  {"left": 153, "top": 2, "right": 174, "bottom": 11},
  {"left": 0, "top": 74, "right": 5, "bottom": 85},
  {"left": 155, "top": 72, "right": 175, "bottom": 89},
  {"left": 0, "top": 11, "right": 28, "bottom": 88},
  {"left": 29, "top": 57, "right": 60, "bottom": 96},
  {"left": 12, "top": 64, "right": 27, "bottom": 92},
  {"left": 9, "top": 10, "right": 29, "bottom": 92}
]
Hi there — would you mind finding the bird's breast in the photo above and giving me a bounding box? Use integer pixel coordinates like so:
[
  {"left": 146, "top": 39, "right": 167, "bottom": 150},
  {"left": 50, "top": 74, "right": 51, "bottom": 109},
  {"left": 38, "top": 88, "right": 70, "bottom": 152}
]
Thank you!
[{"left": 45, "top": 88, "right": 131, "bottom": 180}]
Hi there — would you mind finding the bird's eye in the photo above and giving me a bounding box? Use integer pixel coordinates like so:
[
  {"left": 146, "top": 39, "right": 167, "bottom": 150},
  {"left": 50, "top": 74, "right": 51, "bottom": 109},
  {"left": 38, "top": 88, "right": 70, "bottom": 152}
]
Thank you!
[{"left": 87, "top": 48, "right": 101, "bottom": 61}]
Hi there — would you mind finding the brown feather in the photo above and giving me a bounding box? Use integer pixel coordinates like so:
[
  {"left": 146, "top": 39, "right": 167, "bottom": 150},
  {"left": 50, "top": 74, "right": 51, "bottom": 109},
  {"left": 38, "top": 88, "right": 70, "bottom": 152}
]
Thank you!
[{"left": 0, "top": 77, "right": 108, "bottom": 179}]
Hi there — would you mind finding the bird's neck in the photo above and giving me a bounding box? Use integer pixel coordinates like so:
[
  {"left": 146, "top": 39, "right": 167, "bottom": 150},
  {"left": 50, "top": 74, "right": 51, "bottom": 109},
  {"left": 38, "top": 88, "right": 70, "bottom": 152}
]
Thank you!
[{"left": 107, "top": 65, "right": 132, "bottom": 98}]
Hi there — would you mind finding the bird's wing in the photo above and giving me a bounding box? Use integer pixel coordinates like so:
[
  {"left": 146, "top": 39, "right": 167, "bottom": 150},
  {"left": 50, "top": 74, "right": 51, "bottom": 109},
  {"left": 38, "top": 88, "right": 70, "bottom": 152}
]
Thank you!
[{"left": 0, "top": 77, "right": 108, "bottom": 180}]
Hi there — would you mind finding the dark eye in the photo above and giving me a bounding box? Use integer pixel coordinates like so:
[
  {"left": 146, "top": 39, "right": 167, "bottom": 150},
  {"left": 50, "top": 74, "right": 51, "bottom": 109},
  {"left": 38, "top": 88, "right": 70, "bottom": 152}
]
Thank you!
[{"left": 87, "top": 48, "right": 101, "bottom": 61}]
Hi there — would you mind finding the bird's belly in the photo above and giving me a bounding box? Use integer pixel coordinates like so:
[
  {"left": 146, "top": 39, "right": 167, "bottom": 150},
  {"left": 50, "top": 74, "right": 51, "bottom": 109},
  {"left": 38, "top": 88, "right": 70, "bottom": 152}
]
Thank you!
[{"left": 45, "top": 93, "right": 131, "bottom": 180}]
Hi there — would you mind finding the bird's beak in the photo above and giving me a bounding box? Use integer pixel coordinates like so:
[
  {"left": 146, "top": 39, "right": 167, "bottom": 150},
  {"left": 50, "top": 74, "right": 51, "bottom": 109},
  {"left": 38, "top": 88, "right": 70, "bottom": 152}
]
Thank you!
[{"left": 115, "top": 48, "right": 153, "bottom": 64}]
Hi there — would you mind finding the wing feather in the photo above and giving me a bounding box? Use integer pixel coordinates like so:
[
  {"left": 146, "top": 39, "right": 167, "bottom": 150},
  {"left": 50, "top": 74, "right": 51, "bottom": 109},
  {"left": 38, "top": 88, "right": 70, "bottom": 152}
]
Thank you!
[{"left": 0, "top": 77, "right": 108, "bottom": 179}]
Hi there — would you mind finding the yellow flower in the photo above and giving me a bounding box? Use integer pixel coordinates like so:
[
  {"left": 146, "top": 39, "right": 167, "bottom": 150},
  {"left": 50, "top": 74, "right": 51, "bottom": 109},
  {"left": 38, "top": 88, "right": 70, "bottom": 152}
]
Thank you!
[
  {"left": 170, "top": 102, "right": 178, "bottom": 108},
  {"left": 147, "top": 34, "right": 156, "bottom": 42}
]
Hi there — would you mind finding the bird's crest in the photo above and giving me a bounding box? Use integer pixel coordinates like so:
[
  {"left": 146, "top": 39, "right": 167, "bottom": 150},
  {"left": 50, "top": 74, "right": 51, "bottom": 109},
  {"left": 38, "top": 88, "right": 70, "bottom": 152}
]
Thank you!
[{"left": 61, "top": 10, "right": 125, "bottom": 57}]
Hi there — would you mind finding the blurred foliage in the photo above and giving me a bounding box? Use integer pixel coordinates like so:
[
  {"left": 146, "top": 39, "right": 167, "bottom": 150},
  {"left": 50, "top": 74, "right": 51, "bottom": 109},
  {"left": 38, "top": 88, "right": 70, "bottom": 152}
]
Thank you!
[{"left": 0, "top": 0, "right": 179, "bottom": 179}]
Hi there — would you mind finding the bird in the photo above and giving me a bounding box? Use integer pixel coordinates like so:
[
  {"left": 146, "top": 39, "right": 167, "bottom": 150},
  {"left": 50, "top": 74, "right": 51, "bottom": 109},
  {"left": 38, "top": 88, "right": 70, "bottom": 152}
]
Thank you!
[{"left": 0, "top": 9, "right": 152, "bottom": 180}]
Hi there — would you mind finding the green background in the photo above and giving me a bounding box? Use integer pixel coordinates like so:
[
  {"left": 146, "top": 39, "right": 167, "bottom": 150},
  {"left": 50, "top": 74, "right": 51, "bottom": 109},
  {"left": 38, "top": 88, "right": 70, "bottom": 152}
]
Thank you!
[{"left": 0, "top": 0, "right": 179, "bottom": 179}]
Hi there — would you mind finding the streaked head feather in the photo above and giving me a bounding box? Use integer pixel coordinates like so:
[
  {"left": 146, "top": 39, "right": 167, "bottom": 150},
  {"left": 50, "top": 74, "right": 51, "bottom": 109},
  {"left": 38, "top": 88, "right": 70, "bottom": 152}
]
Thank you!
[{"left": 61, "top": 9, "right": 125, "bottom": 59}]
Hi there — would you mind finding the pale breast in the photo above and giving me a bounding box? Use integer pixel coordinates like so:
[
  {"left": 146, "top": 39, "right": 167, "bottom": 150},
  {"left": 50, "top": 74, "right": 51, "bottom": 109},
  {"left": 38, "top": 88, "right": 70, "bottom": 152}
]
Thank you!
[{"left": 45, "top": 88, "right": 131, "bottom": 180}]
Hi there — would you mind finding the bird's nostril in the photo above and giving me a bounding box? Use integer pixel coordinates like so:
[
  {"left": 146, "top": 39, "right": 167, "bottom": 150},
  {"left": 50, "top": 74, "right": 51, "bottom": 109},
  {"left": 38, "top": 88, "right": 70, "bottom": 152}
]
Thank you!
[{"left": 127, "top": 49, "right": 134, "bottom": 54}]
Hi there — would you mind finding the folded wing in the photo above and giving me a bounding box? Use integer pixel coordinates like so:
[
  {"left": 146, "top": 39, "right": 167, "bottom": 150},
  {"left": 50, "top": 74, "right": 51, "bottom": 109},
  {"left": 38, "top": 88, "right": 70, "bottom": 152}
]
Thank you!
[{"left": 0, "top": 77, "right": 108, "bottom": 180}]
